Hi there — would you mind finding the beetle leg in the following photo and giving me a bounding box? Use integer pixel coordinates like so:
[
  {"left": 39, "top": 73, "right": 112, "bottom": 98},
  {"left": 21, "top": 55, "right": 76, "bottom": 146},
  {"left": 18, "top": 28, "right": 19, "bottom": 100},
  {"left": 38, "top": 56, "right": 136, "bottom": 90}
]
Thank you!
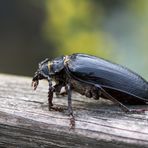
[
  {"left": 95, "top": 85, "right": 146, "bottom": 113},
  {"left": 66, "top": 83, "right": 73, "bottom": 114},
  {"left": 48, "top": 86, "right": 64, "bottom": 112},
  {"left": 31, "top": 80, "right": 39, "bottom": 90},
  {"left": 48, "top": 86, "right": 54, "bottom": 110},
  {"left": 66, "top": 83, "right": 75, "bottom": 129},
  {"left": 95, "top": 84, "right": 131, "bottom": 112}
]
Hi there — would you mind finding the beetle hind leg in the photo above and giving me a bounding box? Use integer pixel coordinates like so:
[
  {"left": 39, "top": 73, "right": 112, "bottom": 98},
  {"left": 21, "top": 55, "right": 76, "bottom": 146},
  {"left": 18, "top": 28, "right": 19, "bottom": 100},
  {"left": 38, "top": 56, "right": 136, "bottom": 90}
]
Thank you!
[
  {"left": 95, "top": 84, "right": 147, "bottom": 113},
  {"left": 94, "top": 84, "right": 145, "bottom": 113}
]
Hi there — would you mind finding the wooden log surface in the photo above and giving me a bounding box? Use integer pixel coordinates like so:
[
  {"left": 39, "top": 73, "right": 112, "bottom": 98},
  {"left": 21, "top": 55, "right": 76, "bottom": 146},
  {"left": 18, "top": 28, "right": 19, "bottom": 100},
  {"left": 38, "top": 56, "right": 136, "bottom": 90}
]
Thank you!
[{"left": 0, "top": 74, "right": 148, "bottom": 148}]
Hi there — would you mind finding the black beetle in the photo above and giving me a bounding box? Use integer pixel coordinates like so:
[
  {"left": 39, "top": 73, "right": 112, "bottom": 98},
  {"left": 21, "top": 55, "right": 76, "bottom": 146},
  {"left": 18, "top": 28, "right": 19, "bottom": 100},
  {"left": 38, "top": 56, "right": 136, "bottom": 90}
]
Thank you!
[{"left": 32, "top": 53, "right": 148, "bottom": 127}]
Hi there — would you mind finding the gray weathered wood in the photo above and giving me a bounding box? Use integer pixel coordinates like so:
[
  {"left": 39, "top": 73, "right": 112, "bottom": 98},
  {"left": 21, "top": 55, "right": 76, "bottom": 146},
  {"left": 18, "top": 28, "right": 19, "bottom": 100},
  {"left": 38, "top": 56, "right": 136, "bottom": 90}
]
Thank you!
[{"left": 0, "top": 74, "right": 148, "bottom": 148}]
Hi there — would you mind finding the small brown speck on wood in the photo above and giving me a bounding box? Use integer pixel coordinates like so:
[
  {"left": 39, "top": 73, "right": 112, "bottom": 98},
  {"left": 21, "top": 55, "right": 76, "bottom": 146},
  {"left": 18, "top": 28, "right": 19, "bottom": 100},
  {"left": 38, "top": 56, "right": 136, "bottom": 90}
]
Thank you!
[{"left": 0, "top": 74, "right": 148, "bottom": 148}]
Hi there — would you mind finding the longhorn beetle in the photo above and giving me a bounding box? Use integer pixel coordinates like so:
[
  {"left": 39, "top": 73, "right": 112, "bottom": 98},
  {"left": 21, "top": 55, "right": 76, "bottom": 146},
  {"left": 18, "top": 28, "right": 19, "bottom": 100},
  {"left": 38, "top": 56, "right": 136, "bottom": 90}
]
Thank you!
[{"left": 32, "top": 53, "right": 148, "bottom": 128}]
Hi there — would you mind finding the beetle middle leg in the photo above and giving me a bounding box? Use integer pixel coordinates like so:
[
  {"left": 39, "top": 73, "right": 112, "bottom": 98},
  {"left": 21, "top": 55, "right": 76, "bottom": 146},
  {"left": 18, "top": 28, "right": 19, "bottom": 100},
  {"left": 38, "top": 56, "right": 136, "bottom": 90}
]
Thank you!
[{"left": 66, "top": 82, "right": 75, "bottom": 129}]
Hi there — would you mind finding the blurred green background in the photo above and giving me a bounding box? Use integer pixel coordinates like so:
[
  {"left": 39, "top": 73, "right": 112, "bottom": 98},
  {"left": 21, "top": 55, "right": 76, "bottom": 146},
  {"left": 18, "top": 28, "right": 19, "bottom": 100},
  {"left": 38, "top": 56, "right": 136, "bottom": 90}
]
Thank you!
[{"left": 0, "top": 0, "right": 147, "bottom": 79}]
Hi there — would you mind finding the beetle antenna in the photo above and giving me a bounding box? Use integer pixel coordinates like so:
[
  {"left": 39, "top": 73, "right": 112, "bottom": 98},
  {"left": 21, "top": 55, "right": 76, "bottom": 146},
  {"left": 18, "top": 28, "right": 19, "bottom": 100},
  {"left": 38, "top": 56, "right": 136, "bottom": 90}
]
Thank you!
[{"left": 39, "top": 58, "right": 49, "bottom": 68}]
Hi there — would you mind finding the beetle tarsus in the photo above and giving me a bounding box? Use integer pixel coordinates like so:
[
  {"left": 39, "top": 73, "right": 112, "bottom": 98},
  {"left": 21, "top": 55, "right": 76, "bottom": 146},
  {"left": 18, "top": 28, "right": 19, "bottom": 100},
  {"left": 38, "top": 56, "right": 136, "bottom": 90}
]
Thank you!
[
  {"left": 127, "top": 109, "right": 146, "bottom": 114},
  {"left": 31, "top": 80, "right": 39, "bottom": 90},
  {"left": 69, "top": 114, "right": 75, "bottom": 129},
  {"left": 49, "top": 106, "right": 64, "bottom": 112}
]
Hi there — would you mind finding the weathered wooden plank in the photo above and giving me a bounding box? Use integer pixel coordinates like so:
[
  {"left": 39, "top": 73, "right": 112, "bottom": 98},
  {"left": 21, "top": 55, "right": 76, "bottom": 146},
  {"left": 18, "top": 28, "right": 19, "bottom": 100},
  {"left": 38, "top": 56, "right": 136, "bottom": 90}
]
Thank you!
[{"left": 0, "top": 74, "right": 148, "bottom": 148}]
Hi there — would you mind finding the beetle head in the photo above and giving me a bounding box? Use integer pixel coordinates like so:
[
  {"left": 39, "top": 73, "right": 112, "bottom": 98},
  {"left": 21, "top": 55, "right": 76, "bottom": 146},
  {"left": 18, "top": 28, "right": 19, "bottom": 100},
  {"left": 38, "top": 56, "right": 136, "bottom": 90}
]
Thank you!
[
  {"left": 32, "top": 56, "right": 65, "bottom": 90},
  {"left": 32, "top": 58, "right": 51, "bottom": 90}
]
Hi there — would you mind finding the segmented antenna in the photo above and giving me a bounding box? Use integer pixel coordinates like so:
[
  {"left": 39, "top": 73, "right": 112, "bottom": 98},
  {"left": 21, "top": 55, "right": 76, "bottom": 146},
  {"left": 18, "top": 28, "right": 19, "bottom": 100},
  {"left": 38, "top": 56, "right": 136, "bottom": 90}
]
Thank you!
[{"left": 39, "top": 58, "right": 49, "bottom": 68}]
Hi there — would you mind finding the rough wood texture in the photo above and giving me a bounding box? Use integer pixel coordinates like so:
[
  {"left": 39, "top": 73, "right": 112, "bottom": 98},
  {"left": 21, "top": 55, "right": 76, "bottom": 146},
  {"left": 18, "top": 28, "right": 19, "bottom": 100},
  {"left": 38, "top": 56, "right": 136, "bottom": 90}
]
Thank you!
[{"left": 0, "top": 74, "right": 148, "bottom": 148}]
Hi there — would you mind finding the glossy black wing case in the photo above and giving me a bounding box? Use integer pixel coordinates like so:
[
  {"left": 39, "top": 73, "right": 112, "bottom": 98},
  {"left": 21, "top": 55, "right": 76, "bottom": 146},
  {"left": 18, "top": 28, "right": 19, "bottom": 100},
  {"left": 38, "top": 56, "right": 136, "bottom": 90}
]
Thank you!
[{"left": 67, "top": 54, "right": 148, "bottom": 102}]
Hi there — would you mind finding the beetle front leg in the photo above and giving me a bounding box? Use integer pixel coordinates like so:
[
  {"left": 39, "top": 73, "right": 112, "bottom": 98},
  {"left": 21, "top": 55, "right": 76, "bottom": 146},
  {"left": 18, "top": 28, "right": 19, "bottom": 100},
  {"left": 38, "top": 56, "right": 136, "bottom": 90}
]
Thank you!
[
  {"left": 66, "top": 83, "right": 75, "bottom": 129},
  {"left": 48, "top": 84, "right": 63, "bottom": 112},
  {"left": 48, "top": 86, "right": 54, "bottom": 110}
]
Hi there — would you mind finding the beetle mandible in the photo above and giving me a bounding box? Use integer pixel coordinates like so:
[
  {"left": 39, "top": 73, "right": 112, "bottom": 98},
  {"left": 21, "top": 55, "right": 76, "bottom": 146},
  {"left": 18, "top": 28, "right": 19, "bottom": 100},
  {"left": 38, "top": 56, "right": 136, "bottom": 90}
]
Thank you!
[{"left": 32, "top": 53, "right": 148, "bottom": 127}]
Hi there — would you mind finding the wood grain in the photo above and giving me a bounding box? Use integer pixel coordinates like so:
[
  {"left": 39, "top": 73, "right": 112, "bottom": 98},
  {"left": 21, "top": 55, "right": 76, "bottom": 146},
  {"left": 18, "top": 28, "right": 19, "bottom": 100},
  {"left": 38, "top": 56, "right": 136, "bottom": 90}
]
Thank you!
[{"left": 0, "top": 74, "right": 148, "bottom": 148}]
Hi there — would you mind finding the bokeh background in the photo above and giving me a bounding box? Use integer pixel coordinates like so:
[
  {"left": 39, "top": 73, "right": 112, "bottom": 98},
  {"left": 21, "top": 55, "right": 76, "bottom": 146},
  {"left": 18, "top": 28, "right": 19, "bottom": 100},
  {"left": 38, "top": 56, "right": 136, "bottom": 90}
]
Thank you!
[{"left": 0, "top": 0, "right": 147, "bottom": 79}]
